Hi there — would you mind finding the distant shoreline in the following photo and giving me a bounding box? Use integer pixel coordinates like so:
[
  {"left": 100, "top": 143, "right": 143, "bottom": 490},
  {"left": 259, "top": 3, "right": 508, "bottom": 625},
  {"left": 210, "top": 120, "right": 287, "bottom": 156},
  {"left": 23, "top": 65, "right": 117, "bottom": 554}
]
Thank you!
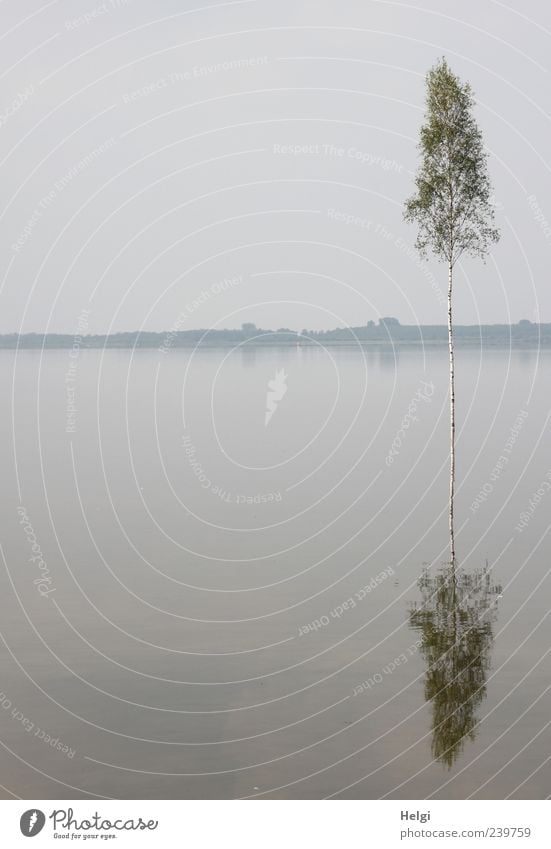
[{"left": 1, "top": 320, "right": 549, "bottom": 350}]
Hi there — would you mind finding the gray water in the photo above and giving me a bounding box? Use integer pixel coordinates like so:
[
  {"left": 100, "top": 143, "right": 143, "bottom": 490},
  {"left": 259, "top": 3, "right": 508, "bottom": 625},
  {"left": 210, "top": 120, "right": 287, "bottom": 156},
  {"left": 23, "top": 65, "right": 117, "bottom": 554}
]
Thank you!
[{"left": 0, "top": 345, "right": 550, "bottom": 799}]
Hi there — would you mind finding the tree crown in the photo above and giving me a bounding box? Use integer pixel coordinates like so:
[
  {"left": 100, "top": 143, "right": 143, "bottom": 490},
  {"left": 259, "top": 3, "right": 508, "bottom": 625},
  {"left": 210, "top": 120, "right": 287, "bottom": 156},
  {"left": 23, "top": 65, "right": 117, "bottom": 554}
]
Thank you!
[{"left": 404, "top": 57, "right": 499, "bottom": 267}]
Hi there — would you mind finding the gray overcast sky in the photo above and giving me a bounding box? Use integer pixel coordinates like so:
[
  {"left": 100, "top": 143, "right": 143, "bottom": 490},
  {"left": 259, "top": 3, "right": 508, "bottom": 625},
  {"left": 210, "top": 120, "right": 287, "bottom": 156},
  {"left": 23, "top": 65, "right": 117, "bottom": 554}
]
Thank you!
[{"left": 1, "top": 0, "right": 550, "bottom": 333}]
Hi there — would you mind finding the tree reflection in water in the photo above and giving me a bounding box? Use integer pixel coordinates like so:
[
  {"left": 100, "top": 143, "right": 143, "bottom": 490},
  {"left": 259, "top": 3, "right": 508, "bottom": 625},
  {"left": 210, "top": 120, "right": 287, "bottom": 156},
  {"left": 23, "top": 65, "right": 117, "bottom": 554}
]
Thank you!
[{"left": 409, "top": 564, "right": 501, "bottom": 768}]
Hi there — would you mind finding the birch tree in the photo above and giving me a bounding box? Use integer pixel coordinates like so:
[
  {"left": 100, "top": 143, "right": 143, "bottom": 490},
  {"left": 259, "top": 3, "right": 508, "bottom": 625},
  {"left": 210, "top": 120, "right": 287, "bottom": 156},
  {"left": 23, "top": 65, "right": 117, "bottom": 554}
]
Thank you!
[{"left": 404, "top": 58, "right": 499, "bottom": 565}]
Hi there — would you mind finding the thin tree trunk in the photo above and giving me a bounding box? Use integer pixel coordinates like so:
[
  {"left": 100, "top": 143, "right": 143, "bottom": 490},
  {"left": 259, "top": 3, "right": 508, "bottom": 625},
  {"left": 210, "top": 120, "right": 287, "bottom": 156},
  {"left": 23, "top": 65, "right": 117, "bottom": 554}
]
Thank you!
[{"left": 447, "top": 260, "right": 456, "bottom": 567}]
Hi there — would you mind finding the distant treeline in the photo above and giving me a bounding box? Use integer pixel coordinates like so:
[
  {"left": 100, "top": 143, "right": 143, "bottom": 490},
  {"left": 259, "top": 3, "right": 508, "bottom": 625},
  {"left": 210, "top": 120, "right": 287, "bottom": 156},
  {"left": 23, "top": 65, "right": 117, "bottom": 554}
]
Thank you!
[{"left": 1, "top": 318, "right": 549, "bottom": 349}]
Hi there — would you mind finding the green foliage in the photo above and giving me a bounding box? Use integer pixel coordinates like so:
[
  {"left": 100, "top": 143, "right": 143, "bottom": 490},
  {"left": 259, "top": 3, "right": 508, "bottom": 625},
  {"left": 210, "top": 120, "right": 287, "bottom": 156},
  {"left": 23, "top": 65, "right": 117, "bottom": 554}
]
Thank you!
[
  {"left": 2, "top": 322, "right": 551, "bottom": 349},
  {"left": 409, "top": 565, "right": 501, "bottom": 768},
  {"left": 404, "top": 57, "right": 499, "bottom": 266}
]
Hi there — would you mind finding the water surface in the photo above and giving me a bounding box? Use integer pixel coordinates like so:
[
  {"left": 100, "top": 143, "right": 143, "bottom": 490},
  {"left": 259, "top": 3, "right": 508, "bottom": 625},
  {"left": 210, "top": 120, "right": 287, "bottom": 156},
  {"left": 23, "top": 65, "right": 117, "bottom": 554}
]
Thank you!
[{"left": 0, "top": 345, "right": 549, "bottom": 799}]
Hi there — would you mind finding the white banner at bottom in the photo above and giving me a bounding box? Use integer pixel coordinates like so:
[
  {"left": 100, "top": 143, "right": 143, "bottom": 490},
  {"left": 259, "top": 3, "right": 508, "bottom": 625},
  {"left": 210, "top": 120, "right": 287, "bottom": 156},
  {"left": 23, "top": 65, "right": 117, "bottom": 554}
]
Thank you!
[{"left": 1, "top": 799, "right": 549, "bottom": 848}]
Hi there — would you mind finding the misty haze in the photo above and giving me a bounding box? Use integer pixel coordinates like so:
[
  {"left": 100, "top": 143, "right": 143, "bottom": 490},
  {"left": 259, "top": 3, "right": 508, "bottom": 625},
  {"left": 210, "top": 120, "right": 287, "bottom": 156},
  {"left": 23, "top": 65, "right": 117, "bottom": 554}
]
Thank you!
[{"left": 0, "top": 0, "right": 550, "bottom": 813}]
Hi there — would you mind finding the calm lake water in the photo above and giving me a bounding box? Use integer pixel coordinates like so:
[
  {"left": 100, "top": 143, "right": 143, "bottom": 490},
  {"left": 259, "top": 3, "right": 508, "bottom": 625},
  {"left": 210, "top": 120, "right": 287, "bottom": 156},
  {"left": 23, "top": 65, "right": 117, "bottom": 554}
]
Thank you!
[{"left": 1, "top": 345, "right": 550, "bottom": 799}]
